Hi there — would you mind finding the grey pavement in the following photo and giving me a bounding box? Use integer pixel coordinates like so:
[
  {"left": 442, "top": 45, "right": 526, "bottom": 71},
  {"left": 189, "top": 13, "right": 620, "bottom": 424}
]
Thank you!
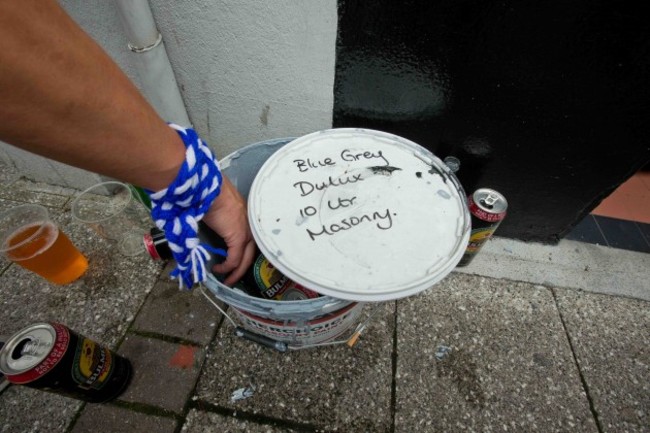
[{"left": 0, "top": 163, "right": 648, "bottom": 433}]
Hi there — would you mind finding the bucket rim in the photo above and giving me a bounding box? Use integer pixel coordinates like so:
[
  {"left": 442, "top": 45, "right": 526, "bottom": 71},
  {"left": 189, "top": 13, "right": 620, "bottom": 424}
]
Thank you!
[
  {"left": 204, "top": 274, "right": 356, "bottom": 321},
  {"left": 246, "top": 128, "right": 471, "bottom": 301}
]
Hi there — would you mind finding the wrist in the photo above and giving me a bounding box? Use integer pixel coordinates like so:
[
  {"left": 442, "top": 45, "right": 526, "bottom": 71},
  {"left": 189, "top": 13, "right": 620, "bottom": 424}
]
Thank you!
[{"left": 139, "top": 127, "right": 187, "bottom": 191}]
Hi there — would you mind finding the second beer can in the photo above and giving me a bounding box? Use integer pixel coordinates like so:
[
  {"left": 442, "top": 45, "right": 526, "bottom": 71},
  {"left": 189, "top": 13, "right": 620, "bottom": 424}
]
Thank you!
[
  {"left": 457, "top": 188, "right": 508, "bottom": 267},
  {"left": 241, "top": 254, "right": 320, "bottom": 301}
]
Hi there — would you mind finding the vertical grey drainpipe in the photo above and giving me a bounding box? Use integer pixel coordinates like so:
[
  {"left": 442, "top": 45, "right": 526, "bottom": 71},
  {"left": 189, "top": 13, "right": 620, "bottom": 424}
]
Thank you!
[{"left": 113, "top": 0, "right": 191, "bottom": 126}]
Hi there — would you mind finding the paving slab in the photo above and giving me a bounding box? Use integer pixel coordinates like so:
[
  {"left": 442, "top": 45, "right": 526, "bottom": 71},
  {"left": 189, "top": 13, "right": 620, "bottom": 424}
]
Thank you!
[
  {"left": 0, "top": 221, "right": 11, "bottom": 273},
  {"left": 132, "top": 262, "right": 222, "bottom": 345},
  {"left": 555, "top": 288, "right": 650, "bottom": 433},
  {"left": 0, "top": 178, "right": 73, "bottom": 209},
  {"left": 0, "top": 160, "right": 20, "bottom": 184},
  {"left": 181, "top": 408, "right": 301, "bottom": 432},
  {"left": 395, "top": 273, "right": 598, "bottom": 433},
  {"left": 194, "top": 303, "right": 395, "bottom": 432},
  {"left": 0, "top": 386, "right": 82, "bottom": 433},
  {"left": 118, "top": 334, "right": 205, "bottom": 414},
  {"left": 70, "top": 403, "right": 178, "bottom": 433}
]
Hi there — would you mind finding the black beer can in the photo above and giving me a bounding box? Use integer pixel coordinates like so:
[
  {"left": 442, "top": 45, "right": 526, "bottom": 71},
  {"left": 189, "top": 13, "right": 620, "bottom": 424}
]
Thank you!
[
  {"left": 457, "top": 188, "right": 508, "bottom": 267},
  {"left": 143, "top": 223, "right": 227, "bottom": 268},
  {"left": 143, "top": 226, "right": 171, "bottom": 261},
  {"left": 241, "top": 254, "right": 320, "bottom": 301},
  {"left": 0, "top": 323, "right": 132, "bottom": 403}
]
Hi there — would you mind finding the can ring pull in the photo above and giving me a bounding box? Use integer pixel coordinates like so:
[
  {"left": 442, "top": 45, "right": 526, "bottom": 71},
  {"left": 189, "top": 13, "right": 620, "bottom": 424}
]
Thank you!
[{"left": 482, "top": 193, "right": 499, "bottom": 208}]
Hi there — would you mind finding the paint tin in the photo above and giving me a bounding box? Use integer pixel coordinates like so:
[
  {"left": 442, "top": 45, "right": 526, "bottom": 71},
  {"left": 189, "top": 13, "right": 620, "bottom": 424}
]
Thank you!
[
  {"left": 203, "top": 137, "right": 361, "bottom": 346},
  {"left": 0, "top": 323, "right": 132, "bottom": 402},
  {"left": 232, "top": 302, "right": 363, "bottom": 345},
  {"left": 208, "top": 273, "right": 363, "bottom": 347},
  {"left": 457, "top": 188, "right": 508, "bottom": 267},
  {"left": 247, "top": 128, "right": 471, "bottom": 302},
  {"left": 204, "top": 130, "right": 470, "bottom": 347}
]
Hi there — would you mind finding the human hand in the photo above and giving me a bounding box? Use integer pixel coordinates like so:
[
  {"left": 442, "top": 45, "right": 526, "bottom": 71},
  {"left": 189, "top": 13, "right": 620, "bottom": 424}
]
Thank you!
[{"left": 202, "top": 176, "right": 257, "bottom": 286}]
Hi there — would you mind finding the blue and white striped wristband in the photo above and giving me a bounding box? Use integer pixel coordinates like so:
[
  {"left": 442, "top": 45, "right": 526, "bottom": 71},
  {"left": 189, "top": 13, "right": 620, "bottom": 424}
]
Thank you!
[{"left": 146, "top": 124, "right": 227, "bottom": 289}]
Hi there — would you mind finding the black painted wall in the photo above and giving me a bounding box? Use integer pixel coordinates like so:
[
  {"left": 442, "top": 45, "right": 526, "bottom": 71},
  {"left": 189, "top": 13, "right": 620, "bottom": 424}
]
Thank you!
[{"left": 333, "top": 0, "right": 650, "bottom": 243}]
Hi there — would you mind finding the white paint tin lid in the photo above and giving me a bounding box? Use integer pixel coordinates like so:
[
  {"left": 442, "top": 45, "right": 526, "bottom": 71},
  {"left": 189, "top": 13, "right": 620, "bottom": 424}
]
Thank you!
[{"left": 248, "top": 129, "right": 470, "bottom": 302}]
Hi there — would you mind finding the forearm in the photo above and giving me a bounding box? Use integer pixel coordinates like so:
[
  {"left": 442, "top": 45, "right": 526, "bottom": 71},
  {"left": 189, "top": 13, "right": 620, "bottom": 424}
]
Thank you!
[{"left": 0, "top": 0, "right": 184, "bottom": 191}]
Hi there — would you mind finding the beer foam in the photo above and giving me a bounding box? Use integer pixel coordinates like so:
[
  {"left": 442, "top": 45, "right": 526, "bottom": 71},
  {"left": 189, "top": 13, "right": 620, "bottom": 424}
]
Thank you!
[{"left": 5, "top": 221, "right": 59, "bottom": 261}]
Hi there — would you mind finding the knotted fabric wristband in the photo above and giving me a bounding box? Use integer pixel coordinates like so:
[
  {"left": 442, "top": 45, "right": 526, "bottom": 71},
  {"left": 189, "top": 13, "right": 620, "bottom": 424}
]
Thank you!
[{"left": 147, "top": 124, "right": 227, "bottom": 289}]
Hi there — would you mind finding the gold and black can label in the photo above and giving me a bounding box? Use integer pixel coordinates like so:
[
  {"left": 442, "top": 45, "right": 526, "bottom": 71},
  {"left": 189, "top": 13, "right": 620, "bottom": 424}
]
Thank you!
[
  {"left": 457, "top": 188, "right": 508, "bottom": 267},
  {"left": 245, "top": 254, "right": 320, "bottom": 301}
]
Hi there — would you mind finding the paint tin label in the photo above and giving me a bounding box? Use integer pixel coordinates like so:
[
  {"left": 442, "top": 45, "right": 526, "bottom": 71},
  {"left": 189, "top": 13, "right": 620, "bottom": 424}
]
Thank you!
[
  {"left": 248, "top": 129, "right": 470, "bottom": 301},
  {"left": 232, "top": 302, "right": 363, "bottom": 346}
]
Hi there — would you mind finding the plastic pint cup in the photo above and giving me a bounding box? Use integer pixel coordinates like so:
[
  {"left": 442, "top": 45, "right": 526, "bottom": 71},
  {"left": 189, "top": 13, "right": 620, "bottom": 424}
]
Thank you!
[
  {"left": 0, "top": 204, "right": 88, "bottom": 284},
  {"left": 71, "top": 181, "right": 151, "bottom": 256}
]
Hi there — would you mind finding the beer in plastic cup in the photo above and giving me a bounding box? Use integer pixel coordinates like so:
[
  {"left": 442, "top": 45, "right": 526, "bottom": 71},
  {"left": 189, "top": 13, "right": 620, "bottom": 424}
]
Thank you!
[{"left": 0, "top": 204, "right": 88, "bottom": 284}]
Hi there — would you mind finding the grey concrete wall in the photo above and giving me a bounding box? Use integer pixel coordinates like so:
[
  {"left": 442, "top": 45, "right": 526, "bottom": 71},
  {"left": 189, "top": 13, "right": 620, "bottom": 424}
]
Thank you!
[{"left": 1, "top": 0, "right": 337, "bottom": 189}]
